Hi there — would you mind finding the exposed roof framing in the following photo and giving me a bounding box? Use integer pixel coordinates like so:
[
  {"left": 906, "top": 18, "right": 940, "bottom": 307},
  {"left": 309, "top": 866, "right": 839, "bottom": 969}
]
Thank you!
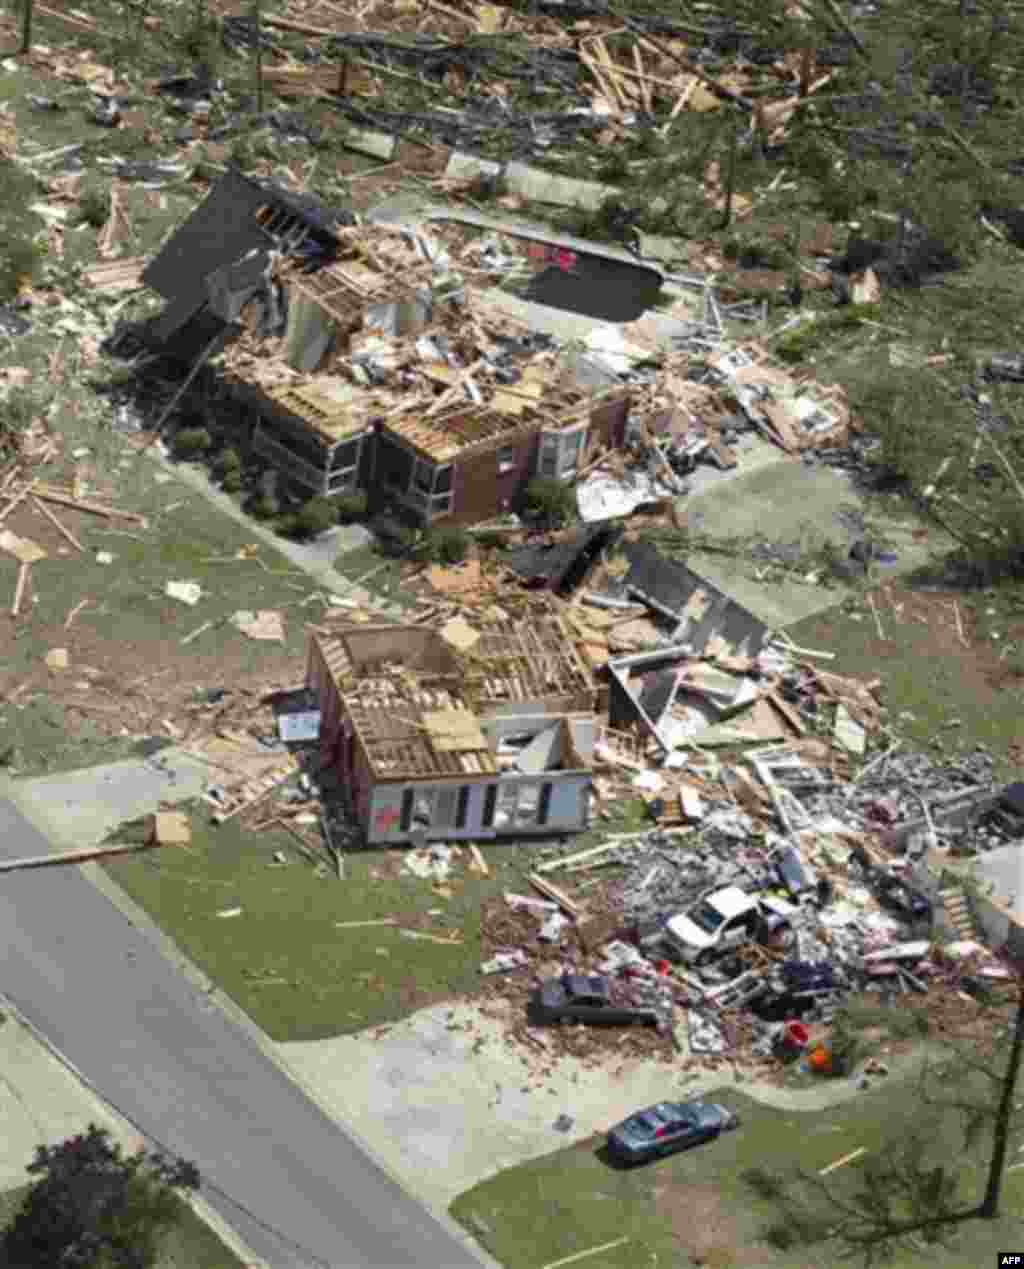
[{"left": 312, "top": 597, "right": 595, "bottom": 781}]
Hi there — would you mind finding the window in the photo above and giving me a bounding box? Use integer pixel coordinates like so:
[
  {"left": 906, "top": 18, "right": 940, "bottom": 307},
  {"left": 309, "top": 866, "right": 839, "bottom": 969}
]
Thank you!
[
  {"left": 497, "top": 445, "right": 518, "bottom": 475},
  {"left": 537, "top": 425, "right": 587, "bottom": 481},
  {"left": 400, "top": 789, "right": 414, "bottom": 833},
  {"left": 456, "top": 785, "right": 470, "bottom": 829},
  {"left": 407, "top": 459, "right": 455, "bottom": 519},
  {"left": 482, "top": 785, "right": 497, "bottom": 828},
  {"left": 538, "top": 783, "right": 552, "bottom": 826}
]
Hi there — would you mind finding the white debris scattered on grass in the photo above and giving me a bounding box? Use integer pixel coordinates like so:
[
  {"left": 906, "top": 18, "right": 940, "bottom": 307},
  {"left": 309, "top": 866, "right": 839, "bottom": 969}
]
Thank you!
[
  {"left": 165, "top": 580, "right": 202, "bottom": 605},
  {"left": 216, "top": 907, "right": 243, "bottom": 919},
  {"left": 231, "top": 609, "right": 285, "bottom": 641},
  {"left": 404, "top": 842, "right": 455, "bottom": 880},
  {"left": 480, "top": 950, "right": 529, "bottom": 975},
  {"left": 95, "top": 551, "right": 114, "bottom": 565}
]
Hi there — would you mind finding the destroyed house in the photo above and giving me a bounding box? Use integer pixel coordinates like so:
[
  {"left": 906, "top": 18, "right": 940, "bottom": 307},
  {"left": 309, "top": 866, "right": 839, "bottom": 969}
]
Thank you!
[
  {"left": 125, "top": 170, "right": 632, "bottom": 521},
  {"left": 306, "top": 600, "right": 600, "bottom": 844}
]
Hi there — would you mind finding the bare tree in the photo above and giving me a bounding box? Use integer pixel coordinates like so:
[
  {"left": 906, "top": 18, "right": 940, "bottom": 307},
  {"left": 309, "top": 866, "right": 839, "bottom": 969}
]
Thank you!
[{"left": 748, "top": 979, "right": 1024, "bottom": 1265}]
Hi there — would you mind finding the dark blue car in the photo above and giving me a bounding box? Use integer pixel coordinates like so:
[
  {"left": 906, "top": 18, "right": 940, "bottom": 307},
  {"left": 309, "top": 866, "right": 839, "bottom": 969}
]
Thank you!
[{"left": 607, "top": 1099, "right": 740, "bottom": 1165}]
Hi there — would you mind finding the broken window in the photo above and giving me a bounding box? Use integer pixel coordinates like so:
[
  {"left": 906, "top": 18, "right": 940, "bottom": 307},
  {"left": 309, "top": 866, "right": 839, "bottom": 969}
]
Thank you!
[
  {"left": 408, "top": 459, "right": 454, "bottom": 519},
  {"left": 538, "top": 425, "right": 587, "bottom": 481},
  {"left": 482, "top": 785, "right": 497, "bottom": 829},
  {"left": 497, "top": 445, "right": 518, "bottom": 475},
  {"left": 456, "top": 785, "right": 470, "bottom": 829}
]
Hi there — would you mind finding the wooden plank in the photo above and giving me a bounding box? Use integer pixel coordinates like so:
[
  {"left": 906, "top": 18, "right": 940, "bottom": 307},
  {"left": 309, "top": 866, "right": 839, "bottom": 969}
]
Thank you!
[
  {"left": 0, "top": 840, "right": 178, "bottom": 873},
  {"left": 31, "top": 496, "right": 83, "bottom": 551},
  {"left": 528, "top": 872, "right": 582, "bottom": 918},
  {"left": 11, "top": 561, "right": 29, "bottom": 616}
]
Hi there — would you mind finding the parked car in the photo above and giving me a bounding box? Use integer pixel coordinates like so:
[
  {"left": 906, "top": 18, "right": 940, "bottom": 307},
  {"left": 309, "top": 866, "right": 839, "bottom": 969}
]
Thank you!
[
  {"left": 663, "top": 885, "right": 795, "bottom": 966},
  {"left": 870, "top": 872, "right": 932, "bottom": 923},
  {"left": 529, "top": 973, "right": 661, "bottom": 1027},
  {"left": 607, "top": 1099, "right": 740, "bottom": 1165}
]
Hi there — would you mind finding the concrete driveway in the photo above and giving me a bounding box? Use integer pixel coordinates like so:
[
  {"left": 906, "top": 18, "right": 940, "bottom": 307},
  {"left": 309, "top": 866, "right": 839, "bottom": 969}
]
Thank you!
[{"left": 278, "top": 998, "right": 935, "bottom": 1211}]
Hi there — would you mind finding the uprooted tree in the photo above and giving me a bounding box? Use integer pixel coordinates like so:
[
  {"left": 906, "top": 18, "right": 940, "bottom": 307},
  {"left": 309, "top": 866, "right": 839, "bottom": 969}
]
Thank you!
[
  {"left": 1, "top": 1123, "right": 200, "bottom": 1269},
  {"left": 744, "top": 975, "right": 1024, "bottom": 1265}
]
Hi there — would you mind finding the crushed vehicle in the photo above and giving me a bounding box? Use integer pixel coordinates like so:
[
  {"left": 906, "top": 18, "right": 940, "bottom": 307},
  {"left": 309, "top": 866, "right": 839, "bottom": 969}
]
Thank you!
[
  {"left": 529, "top": 972, "right": 661, "bottom": 1027},
  {"left": 752, "top": 959, "right": 847, "bottom": 1022},
  {"left": 606, "top": 1099, "right": 740, "bottom": 1165},
  {"left": 869, "top": 872, "right": 933, "bottom": 924},
  {"left": 663, "top": 885, "right": 795, "bottom": 966}
]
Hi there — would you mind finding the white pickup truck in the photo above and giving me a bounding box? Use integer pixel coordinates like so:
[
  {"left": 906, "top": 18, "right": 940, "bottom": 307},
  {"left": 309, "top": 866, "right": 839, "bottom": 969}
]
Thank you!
[{"left": 664, "top": 885, "right": 797, "bottom": 966}]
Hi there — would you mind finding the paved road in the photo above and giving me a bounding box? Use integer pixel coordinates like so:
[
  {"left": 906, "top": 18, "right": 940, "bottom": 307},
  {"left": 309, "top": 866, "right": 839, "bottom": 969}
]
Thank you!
[{"left": 0, "top": 796, "right": 489, "bottom": 1269}]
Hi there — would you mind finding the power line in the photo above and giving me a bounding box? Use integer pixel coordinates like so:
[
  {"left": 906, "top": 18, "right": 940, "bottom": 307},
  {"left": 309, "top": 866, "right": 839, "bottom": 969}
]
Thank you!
[{"left": 3, "top": 993, "right": 333, "bottom": 1269}]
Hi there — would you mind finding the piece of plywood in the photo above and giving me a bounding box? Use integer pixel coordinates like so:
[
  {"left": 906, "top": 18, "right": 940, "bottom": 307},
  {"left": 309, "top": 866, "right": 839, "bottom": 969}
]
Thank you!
[
  {"left": 0, "top": 528, "right": 47, "bottom": 564},
  {"left": 422, "top": 708, "right": 488, "bottom": 753},
  {"left": 439, "top": 617, "right": 481, "bottom": 653}
]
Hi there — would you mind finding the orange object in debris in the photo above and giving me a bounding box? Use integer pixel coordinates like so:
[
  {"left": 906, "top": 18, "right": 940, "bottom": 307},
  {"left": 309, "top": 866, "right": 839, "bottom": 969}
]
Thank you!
[{"left": 809, "top": 1046, "right": 831, "bottom": 1072}]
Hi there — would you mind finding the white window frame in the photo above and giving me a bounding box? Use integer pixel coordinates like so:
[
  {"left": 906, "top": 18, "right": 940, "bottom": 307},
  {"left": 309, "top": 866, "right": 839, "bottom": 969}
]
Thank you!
[{"left": 537, "top": 422, "right": 588, "bottom": 482}]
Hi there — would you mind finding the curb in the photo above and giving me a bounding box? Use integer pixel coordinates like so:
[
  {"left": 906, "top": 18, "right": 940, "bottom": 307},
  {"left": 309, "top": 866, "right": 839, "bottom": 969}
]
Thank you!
[
  {"left": 0, "top": 988, "right": 269, "bottom": 1269},
  {"left": 0, "top": 778, "right": 502, "bottom": 1269}
]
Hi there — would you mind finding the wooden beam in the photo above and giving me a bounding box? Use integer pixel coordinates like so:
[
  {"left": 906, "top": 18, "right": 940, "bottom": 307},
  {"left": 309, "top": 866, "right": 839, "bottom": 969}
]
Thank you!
[{"left": 0, "top": 840, "right": 177, "bottom": 873}]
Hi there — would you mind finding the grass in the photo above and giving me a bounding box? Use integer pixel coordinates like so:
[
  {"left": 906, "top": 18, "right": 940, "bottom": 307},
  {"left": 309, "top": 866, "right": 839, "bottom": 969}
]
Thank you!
[
  {"left": 0, "top": 442, "right": 318, "bottom": 775},
  {"left": 0, "top": 1183, "right": 245, "bottom": 1269},
  {"left": 330, "top": 541, "right": 408, "bottom": 603},
  {"left": 784, "top": 574, "right": 1024, "bottom": 778},
  {"left": 102, "top": 807, "right": 543, "bottom": 1041},
  {"left": 449, "top": 1060, "right": 1024, "bottom": 1269}
]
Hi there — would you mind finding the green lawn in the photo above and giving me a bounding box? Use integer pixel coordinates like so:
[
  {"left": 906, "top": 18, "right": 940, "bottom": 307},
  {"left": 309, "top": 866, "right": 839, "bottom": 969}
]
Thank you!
[
  {"left": 103, "top": 808, "right": 540, "bottom": 1041},
  {"left": 0, "top": 1184, "right": 245, "bottom": 1269},
  {"left": 450, "top": 1059, "right": 1024, "bottom": 1269},
  {"left": 785, "top": 573, "right": 1024, "bottom": 779}
]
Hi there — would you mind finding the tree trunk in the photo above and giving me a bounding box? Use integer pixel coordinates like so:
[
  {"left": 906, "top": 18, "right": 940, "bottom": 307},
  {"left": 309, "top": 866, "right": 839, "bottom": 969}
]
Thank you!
[
  {"left": 253, "top": 0, "right": 264, "bottom": 114},
  {"left": 979, "top": 978, "right": 1024, "bottom": 1218},
  {"left": 19, "top": 0, "right": 32, "bottom": 54}
]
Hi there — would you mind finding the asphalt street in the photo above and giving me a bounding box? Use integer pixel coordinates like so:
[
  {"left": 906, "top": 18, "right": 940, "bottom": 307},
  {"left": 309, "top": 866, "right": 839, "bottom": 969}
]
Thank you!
[{"left": 0, "top": 795, "right": 489, "bottom": 1269}]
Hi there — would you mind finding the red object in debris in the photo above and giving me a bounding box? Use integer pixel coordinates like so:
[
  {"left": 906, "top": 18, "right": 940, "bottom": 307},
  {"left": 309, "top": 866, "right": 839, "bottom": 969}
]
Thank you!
[
  {"left": 656, "top": 960, "right": 671, "bottom": 976},
  {"left": 785, "top": 1021, "right": 810, "bottom": 1051}
]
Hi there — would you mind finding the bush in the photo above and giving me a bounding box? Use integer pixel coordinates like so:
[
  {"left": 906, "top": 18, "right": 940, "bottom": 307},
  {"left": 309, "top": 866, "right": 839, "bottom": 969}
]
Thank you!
[
  {"left": 250, "top": 495, "right": 279, "bottom": 520},
  {"left": 0, "top": 161, "right": 45, "bottom": 303},
  {"left": 418, "top": 524, "right": 470, "bottom": 565},
  {"left": 173, "top": 427, "right": 212, "bottom": 459},
  {"left": 524, "top": 477, "right": 576, "bottom": 529},
  {"left": 212, "top": 447, "right": 241, "bottom": 475},
  {"left": 285, "top": 496, "right": 339, "bottom": 539},
  {"left": 333, "top": 490, "right": 368, "bottom": 523},
  {"left": 474, "top": 530, "right": 507, "bottom": 550},
  {"left": 221, "top": 468, "right": 243, "bottom": 493},
  {"left": 75, "top": 188, "right": 111, "bottom": 229}
]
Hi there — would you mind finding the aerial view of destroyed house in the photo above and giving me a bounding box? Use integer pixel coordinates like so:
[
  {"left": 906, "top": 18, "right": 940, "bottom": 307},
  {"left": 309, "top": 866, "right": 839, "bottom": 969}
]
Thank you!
[{"left": 3, "top": 4, "right": 1024, "bottom": 1267}]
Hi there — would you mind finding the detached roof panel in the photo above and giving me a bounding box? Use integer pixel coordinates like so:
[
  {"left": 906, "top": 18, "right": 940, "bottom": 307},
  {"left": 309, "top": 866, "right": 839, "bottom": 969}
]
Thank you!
[{"left": 621, "top": 542, "right": 769, "bottom": 659}]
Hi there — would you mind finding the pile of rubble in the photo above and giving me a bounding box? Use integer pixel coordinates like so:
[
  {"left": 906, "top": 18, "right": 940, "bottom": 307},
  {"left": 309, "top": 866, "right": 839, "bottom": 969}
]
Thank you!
[{"left": 467, "top": 627, "right": 1019, "bottom": 1074}]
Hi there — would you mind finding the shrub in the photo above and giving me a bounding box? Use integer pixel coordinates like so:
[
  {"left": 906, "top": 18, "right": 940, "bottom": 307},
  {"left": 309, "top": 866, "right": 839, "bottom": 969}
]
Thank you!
[
  {"left": 221, "top": 468, "right": 243, "bottom": 493},
  {"left": 286, "top": 496, "right": 339, "bottom": 539},
  {"left": 173, "top": 427, "right": 212, "bottom": 459},
  {"left": 418, "top": 524, "right": 470, "bottom": 565},
  {"left": 212, "top": 447, "right": 241, "bottom": 475},
  {"left": 474, "top": 530, "right": 507, "bottom": 550},
  {"left": 524, "top": 477, "right": 576, "bottom": 529},
  {"left": 250, "top": 495, "right": 279, "bottom": 520},
  {"left": 75, "top": 188, "right": 112, "bottom": 229},
  {"left": 333, "top": 490, "right": 368, "bottom": 523}
]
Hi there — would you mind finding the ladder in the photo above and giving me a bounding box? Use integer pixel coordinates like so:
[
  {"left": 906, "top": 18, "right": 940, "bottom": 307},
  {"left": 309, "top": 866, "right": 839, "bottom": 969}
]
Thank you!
[
  {"left": 939, "top": 886, "right": 978, "bottom": 942},
  {"left": 204, "top": 759, "right": 296, "bottom": 824}
]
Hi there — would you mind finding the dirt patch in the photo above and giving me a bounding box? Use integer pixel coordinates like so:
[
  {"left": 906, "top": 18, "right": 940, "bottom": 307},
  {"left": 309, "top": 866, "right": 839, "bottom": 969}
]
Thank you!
[{"left": 654, "top": 1182, "right": 769, "bottom": 1269}]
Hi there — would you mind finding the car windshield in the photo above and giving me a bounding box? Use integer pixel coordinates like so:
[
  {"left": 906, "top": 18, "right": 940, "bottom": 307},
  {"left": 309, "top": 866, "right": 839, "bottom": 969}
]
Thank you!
[{"left": 689, "top": 901, "right": 727, "bottom": 934}]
